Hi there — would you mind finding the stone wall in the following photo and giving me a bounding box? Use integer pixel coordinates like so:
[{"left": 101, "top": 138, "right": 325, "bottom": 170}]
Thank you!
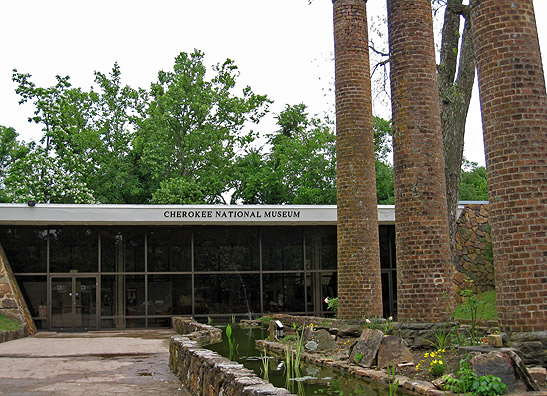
[
  {"left": 169, "top": 318, "right": 294, "bottom": 396},
  {"left": 0, "top": 243, "right": 36, "bottom": 335},
  {"left": 172, "top": 317, "right": 222, "bottom": 346},
  {"left": 454, "top": 203, "right": 494, "bottom": 295}
]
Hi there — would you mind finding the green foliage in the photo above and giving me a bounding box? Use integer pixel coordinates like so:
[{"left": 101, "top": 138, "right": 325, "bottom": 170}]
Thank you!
[
  {"left": 4, "top": 51, "right": 396, "bottom": 205},
  {"left": 226, "top": 323, "right": 235, "bottom": 360},
  {"left": 455, "top": 290, "right": 497, "bottom": 322},
  {"left": 459, "top": 160, "right": 489, "bottom": 201},
  {"left": 258, "top": 315, "right": 271, "bottom": 324},
  {"left": 0, "top": 313, "right": 21, "bottom": 331},
  {"left": 355, "top": 352, "right": 363, "bottom": 363},
  {"left": 427, "top": 322, "right": 453, "bottom": 350},
  {"left": 455, "top": 288, "right": 488, "bottom": 344},
  {"left": 325, "top": 297, "right": 338, "bottom": 314},
  {"left": 444, "top": 358, "right": 479, "bottom": 393},
  {"left": 136, "top": 50, "right": 270, "bottom": 204},
  {"left": 429, "top": 359, "right": 446, "bottom": 377},
  {"left": 387, "top": 364, "right": 400, "bottom": 396},
  {"left": 233, "top": 104, "right": 336, "bottom": 205},
  {"left": 471, "top": 375, "right": 508, "bottom": 396}
]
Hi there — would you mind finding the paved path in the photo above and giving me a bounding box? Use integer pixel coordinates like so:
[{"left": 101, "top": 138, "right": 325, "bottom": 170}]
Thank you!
[{"left": 0, "top": 329, "right": 191, "bottom": 395}]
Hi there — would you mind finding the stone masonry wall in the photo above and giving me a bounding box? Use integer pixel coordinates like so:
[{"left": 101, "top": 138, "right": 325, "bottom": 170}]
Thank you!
[
  {"left": 0, "top": 243, "right": 36, "bottom": 335},
  {"left": 454, "top": 203, "right": 494, "bottom": 295}
]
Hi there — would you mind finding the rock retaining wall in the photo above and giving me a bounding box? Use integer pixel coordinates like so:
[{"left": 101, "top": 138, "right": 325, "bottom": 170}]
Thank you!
[
  {"left": 454, "top": 203, "right": 494, "bottom": 295},
  {"left": 0, "top": 243, "right": 36, "bottom": 335},
  {"left": 169, "top": 318, "right": 295, "bottom": 396},
  {"left": 0, "top": 326, "right": 30, "bottom": 344}
]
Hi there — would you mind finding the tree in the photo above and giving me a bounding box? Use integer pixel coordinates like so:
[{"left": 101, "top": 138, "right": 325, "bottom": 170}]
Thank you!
[
  {"left": 368, "top": 0, "right": 475, "bottom": 254},
  {"left": 0, "top": 126, "right": 30, "bottom": 202},
  {"left": 134, "top": 50, "right": 270, "bottom": 204},
  {"left": 459, "top": 160, "right": 488, "bottom": 201},
  {"left": 12, "top": 65, "right": 147, "bottom": 204},
  {"left": 232, "top": 104, "right": 394, "bottom": 205}
]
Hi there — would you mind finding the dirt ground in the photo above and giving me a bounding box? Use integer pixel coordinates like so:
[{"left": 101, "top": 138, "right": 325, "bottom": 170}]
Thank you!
[{"left": 0, "top": 329, "right": 190, "bottom": 396}]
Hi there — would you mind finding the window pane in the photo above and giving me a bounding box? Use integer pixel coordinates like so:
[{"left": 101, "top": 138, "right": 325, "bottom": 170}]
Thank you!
[
  {"left": 101, "top": 274, "right": 145, "bottom": 319},
  {"left": 194, "top": 227, "right": 259, "bottom": 272},
  {"left": 101, "top": 228, "right": 144, "bottom": 272},
  {"left": 15, "top": 275, "right": 47, "bottom": 320},
  {"left": 147, "top": 228, "right": 191, "bottom": 272},
  {"left": 50, "top": 227, "right": 98, "bottom": 273},
  {"left": 262, "top": 227, "right": 303, "bottom": 271},
  {"left": 148, "top": 274, "right": 192, "bottom": 315},
  {"left": 0, "top": 227, "right": 47, "bottom": 273},
  {"left": 305, "top": 226, "right": 337, "bottom": 270},
  {"left": 194, "top": 274, "right": 260, "bottom": 314},
  {"left": 263, "top": 273, "right": 305, "bottom": 312},
  {"left": 380, "top": 225, "right": 396, "bottom": 269}
]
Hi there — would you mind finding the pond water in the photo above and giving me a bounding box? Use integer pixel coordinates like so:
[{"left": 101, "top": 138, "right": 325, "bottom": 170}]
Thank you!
[{"left": 206, "top": 323, "right": 414, "bottom": 396}]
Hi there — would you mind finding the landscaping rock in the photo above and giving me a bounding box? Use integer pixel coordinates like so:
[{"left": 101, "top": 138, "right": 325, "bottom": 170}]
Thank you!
[
  {"left": 512, "top": 341, "right": 547, "bottom": 367},
  {"left": 377, "top": 335, "right": 413, "bottom": 369},
  {"left": 302, "top": 328, "right": 337, "bottom": 353},
  {"left": 470, "top": 351, "right": 525, "bottom": 393},
  {"left": 529, "top": 367, "right": 547, "bottom": 385},
  {"left": 337, "top": 324, "right": 362, "bottom": 338},
  {"left": 349, "top": 328, "right": 384, "bottom": 367},
  {"left": 506, "top": 350, "right": 541, "bottom": 391}
]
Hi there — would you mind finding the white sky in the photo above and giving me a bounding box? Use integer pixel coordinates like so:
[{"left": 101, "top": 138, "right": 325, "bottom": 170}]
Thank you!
[{"left": 1, "top": 0, "right": 546, "bottom": 168}]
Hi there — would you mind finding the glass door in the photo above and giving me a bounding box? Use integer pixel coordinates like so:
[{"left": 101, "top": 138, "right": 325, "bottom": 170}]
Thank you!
[{"left": 50, "top": 276, "right": 98, "bottom": 331}]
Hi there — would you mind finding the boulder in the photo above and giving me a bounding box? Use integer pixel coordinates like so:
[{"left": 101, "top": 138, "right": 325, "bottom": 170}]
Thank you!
[
  {"left": 349, "top": 328, "right": 384, "bottom": 367},
  {"left": 470, "top": 351, "right": 526, "bottom": 393},
  {"left": 337, "top": 324, "right": 362, "bottom": 338},
  {"left": 302, "top": 328, "right": 337, "bottom": 353},
  {"left": 377, "top": 335, "right": 413, "bottom": 369}
]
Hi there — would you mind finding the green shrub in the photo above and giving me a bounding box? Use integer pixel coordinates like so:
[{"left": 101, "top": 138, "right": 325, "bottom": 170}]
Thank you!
[{"left": 471, "top": 375, "right": 508, "bottom": 396}]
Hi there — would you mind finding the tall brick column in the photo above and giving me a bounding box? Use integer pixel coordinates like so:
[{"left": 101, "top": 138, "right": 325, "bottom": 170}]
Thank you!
[
  {"left": 387, "top": 0, "right": 453, "bottom": 322},
  {"left": 472, "top": 0, "right": 547, "bottom": 332},
  {"left": 333, "top": 0, "right": 383, "bottom": 319}
]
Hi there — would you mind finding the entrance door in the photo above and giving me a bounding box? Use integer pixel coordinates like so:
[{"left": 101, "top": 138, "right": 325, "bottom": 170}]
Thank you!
[{"left": 50, "top": 276, "right": 98, "bottom": 331}]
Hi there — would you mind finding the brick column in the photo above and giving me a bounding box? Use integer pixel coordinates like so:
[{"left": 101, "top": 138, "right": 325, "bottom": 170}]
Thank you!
[
  {"left": 333, "top": 0, "right": 383, "bottom": 319},
  {"left": 387, "top": 0, "right": 453, "bottom": 322},
  {"left": 472, "top": 0, "right": 547, "bottom": 332}
]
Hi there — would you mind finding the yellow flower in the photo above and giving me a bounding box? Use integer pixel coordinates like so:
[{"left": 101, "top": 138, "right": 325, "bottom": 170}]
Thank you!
[{"left": 424, "top": 352, "right": 429, "bottom": 358}]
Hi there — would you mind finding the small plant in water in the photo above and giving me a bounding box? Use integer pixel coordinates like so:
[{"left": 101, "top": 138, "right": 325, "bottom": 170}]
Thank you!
[
  {"left": 226, "top": 324, "right": 235, "bottom": 360},
  {"left": 259, "top": 349, "right": 270, "bottom": 381}
]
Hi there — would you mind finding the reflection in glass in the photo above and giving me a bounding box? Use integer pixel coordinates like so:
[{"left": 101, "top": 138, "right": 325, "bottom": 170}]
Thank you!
[
  {"left": 263, "top": 274, "right": 305, "bottom": 312},
  {"left": 17, "top": 276, "right": 47, "bottom": 318},
  {"left": 194, "top": 227, "right": 259, "bottom": 271},
  {"left": 49, "top": 227, "right": 98, "bottom": 273},
  {"left": 305, "top": 226, "right": 337, "bottom": 270},
  {"left": 51, "top": 278, "right": 72, "bottom": 330},
  {"left": 148, "top": 274, "right": 192, "bottom": 315},
  {"left": 262, "top": 227, "right": 303, "bottom": 271},
  {"left": 50, "top": 277, "right": 97, "bottom": 330},
  {"left": 101, "top": 275, "right": 145, "bottom": 328},
  {"left": 101, "top": 228, "right": 144, "bottom": 272},
  {"left": 194, "top": 274, "right": 260, "bottom": 315},
  {"left": 147, "top": 228, "right": 191, "bottom": 272},
  {"left": 0, "top": 227, "right": 48, "bottom": 273}
]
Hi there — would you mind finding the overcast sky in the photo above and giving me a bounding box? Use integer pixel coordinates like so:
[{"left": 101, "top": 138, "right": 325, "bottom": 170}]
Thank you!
[{"left": 1, "top": 0, "right": 546, "bottom": 167}]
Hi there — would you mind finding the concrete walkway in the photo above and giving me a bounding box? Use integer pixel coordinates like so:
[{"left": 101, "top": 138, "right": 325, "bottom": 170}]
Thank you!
[{"left": 0, "top": 329, "right": 191, "bottom": 395}]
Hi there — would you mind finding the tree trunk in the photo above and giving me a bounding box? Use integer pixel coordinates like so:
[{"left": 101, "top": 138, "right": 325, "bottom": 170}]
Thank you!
[{"left": 437, "top": 0, "right": 476, "bottom": 261}]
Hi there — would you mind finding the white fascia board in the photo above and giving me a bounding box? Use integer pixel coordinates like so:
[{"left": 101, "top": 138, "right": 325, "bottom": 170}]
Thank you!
[{"left": 0, "top": 204, "right": 396, "bottom": 226}]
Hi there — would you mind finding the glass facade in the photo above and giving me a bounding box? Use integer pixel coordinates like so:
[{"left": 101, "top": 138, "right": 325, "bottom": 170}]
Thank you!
[{"left": 0, "top": 224, "right": 396, "bottom": 330}]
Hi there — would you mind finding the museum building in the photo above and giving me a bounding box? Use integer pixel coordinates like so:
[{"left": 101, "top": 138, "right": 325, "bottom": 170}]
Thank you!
[{"left": 0, "top": 204, "right": 397, "bottom": 331}]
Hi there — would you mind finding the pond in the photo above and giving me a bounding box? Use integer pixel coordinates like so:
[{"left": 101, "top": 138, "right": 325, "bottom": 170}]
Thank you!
[{"left": 206, "top": 323, "right": 414, "bottom": 396}]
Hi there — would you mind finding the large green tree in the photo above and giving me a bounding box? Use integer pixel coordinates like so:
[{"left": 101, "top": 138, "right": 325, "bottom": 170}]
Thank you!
[{"left": 135, "top": 50, "right": 270, "bottom": 204}]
